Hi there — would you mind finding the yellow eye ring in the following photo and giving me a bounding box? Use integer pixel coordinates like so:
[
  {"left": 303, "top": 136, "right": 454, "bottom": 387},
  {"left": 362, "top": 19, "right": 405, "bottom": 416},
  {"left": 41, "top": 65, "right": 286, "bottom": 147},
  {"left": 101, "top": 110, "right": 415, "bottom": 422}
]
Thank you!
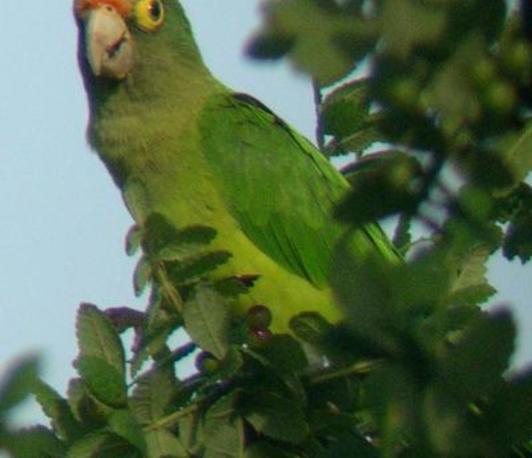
[{"left": 134, "top": 0, "right": 164, "bottom": 32}]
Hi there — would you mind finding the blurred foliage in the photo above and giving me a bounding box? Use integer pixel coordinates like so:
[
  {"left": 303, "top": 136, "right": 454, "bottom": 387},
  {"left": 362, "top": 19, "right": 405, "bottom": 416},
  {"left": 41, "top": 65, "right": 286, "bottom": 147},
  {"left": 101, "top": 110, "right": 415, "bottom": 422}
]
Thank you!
[{"left": 2, "top": 0, "right": 531, "bottom": 456}]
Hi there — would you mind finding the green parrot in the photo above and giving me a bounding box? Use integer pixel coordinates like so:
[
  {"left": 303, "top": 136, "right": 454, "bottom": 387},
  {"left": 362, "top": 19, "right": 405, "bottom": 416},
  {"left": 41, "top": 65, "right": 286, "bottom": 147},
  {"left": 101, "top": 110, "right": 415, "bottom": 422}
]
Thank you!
[{"left": 73, "top": 0, "right": 399, "bottom": 332}]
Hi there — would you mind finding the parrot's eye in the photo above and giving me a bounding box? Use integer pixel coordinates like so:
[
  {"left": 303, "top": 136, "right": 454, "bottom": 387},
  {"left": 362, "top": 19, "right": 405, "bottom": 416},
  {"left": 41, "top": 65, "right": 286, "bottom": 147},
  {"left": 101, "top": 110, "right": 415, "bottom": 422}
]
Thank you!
[{"left": 134, "top": 0, "right": 164, "bottom": 32}]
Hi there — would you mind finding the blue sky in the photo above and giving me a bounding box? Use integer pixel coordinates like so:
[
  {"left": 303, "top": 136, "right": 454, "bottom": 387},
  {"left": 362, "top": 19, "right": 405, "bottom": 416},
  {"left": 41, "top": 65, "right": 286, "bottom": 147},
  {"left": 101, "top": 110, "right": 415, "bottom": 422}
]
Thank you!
[{"left": 0, "top": 0, "right": 530, "bottom": 425}]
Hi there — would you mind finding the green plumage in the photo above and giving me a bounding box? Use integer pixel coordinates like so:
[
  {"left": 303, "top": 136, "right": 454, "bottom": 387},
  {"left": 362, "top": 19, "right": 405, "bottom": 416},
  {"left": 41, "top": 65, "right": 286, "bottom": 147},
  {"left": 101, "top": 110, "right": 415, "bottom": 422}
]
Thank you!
[{"left": 75, "top": 0, "right": 399, "bottom": 331}]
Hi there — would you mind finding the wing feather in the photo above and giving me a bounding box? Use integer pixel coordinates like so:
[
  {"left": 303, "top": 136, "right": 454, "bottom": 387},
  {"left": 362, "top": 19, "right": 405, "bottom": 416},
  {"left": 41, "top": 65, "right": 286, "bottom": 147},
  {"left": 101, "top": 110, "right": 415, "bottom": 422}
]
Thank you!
[{"left": 199, "top": 93, "right": 396, "bottom": 287}]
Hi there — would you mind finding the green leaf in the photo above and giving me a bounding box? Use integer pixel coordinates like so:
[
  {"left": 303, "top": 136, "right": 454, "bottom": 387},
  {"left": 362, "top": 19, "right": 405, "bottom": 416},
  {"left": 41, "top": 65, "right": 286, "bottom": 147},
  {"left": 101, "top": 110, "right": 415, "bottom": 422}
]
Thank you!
[
  {"left": 335, "top": 152, "right": 421, "bottom": 224},
  {"left": 0, "top": 354, "right": 39, "bottom": 414},
  {"left": 317, "top": 432, "right": 378, "bottom": 458},
  {"left": 143, "top": 213, "right": 217, "bottom": 262},
  {"left": 381, "top": 0, "right": 447, "bottom": 58},
  {"left": 330, "top": 242, "right": 403, "bottom": 351},
  {"left": 446, "top": 241, "right": 497, "bottom": 306},
  {"left": 145, "top": 429, "right": 188, "bottom": 458},
  {"left": 2, "top": 426, "right": 64, "bottom": 458},
  {"left": 183, "top": 284, "right": 230, "bottom": 359},
  {"left": 67, "top": 377, "right": 107, "bottom": 426},
  {"left": 248, "top": 0, "right": 375, "bottom": 85},
  {"left": 244, "top": 441, "right": 301, "bottom": 458},
  {"left": 321, "top": 79, "right": 378, "bottom": 155},
  {"left": 484, "top": 368, "right": 532, "bottom": 447},
  {"left": 504, "top": 122, "right": 532, "bottom": 185},
  {"left": 130, "top": 368, "right": 178, "bottom": 425},
  {"left": 76, "top": 303, "right": 125, "bottom": 380},
  {"left": 77, "top": 356, "right": 127, "bottom": 407},
  {"left": 203, "top": 395, "right": 244, "bottom": 458},
  {"left": 503, "top": 190, "right": 532, "bottom": 263},
  {"left": 178, "top": 410, "right": 202, "bottom": 455},
  {"left": 216, "top": 347, "right": 245, "bottom": 379},
  {"left": 125, "top": 224, "right": 142, "bottom": 256},
  {"left": 422, "top": 36, "right": 483, "bottom": 134},
  {"left": 254, "top": 334, "right": 308, "bottom": 374},
  {"left": 66, "top": 432, "right": 140, "bottom": 458},
  {"left": 290, "top": 312, "right": 334, "bottom": 348},
  {"left": 133, "top": 255, "right": 152, "bottom": 297},
  {"left": 240, "top": 390, "right": 309, "bottom": 444},
  {"left": 165, "top": 251, "right": 232, "bottom": 285},
  {"left": 203, "top": 417, "right": 245, "bottom": 458},
  {"left": 108, "top": 409, "right": 146, "bottom": 453},
  {"left": 33, "top": 379, "right": 84, "bottom": 441},
  {"left": 246, "top": 31, "right": 295, "bottom": 60},
  {"left": 422, "top": 385, "right": 474, "bottom": 456},
  {"left": 440, "top": 309, "right": 516, "bottom": 401},
  {"left": 364, "top": 365, "right": 418, "bottom": 454},
  {"left": 392, "top": 213, "right": 412, "bottom": 255}
]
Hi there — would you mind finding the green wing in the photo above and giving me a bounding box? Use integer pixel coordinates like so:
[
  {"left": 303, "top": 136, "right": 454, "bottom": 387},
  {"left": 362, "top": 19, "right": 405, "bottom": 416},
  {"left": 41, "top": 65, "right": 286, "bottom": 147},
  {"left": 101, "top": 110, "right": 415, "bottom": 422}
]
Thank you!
[{"left": 199, "top": 93, "right": 396, "bottom": 287}]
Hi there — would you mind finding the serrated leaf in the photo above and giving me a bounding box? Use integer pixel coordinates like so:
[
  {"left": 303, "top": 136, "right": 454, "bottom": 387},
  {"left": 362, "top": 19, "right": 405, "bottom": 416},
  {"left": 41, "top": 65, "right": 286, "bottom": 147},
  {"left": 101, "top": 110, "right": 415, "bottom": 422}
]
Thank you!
[
  {"left": 67, "top": 378, "right": 107, "bottom": 426},
  {"left": 145, "top": 429, "right": 188, "bottom": 458},
  {"left": 178, "top": 411, "right": 202, "bottom": 455},
  {"left": 77, "top": 356, "right": 127, "bottom": 407},
  {"left": 108, "top": 409, "right": 146, "bottom": 453},
  {"left": 0, "top": 354, "right": 39, "bottom": 414},
  {"left": 67, "top": 377, "right": 113, "bottom": 423},
  {"left": 446, "top": 241, "right": 497, "bottom": 306},
  {"left": 392, "top": 214, "right": 412, "bottom": 255},
  {"left": 131, "top": 369, "right": 178, "bottom": 425},
  {"left": 320, "top": 79, "right": 381, "bottom": 155},
  {"left": 143, "top": 213, "right": 217, "bottom": 261},
  {"left": 33, "top": 379, "right": 84, "bottom": 441},
  {"left": 76, "top": 303, "right": 125, "bottom": 380},
  {"left": 166, "top": 251, "right": 232, "bottom": 285},
  {"left": 240, "top": 390, "right": 309, "bottom": 444},
  {"left": 203, "top": 416, "right": 245, "bottom": 458},
  {"left": 440, "top": 309, "right": 516, "bottom": 401},
  {"left": 129, "top": 330, "right": 173, "bottom": 379},
  {"left": 2, "top": 425, "right": 64, "bottom": 458},
  {"left": 183, "top": 284, "right": 230, "bottom": 359}
]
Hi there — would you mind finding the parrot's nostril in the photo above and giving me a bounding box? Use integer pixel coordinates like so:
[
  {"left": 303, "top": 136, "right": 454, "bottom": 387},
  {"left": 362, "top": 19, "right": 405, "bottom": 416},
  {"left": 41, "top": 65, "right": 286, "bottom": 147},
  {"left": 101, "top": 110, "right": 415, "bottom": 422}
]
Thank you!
[{"left": 107, "top": 33, "right": 128, "bottom": 59}]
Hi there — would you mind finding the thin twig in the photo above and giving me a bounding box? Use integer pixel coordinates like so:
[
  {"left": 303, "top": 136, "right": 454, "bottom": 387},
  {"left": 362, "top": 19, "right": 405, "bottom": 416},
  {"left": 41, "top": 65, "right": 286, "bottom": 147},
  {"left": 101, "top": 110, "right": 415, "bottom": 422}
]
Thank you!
[
  {"left": 309, "top": 359, "right": 383, "bottom": 385},
  {"left": 144, "top": 402, "right": 200, "bottom": 432}
]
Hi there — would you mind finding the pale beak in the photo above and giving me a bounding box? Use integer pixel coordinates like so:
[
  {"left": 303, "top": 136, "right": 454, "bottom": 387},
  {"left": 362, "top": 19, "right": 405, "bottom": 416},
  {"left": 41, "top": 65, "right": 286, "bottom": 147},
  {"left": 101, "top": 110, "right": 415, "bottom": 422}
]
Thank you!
[{"left": 84, "top": 5, "right": 134, "bottom": 79}]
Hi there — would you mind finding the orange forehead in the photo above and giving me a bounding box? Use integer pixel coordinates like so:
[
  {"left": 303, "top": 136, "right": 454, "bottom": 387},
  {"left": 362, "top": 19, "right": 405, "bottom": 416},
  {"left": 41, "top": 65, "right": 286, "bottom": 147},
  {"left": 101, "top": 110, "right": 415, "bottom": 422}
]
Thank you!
[{"left": 74, "top": 0, "right": 132, "bottom": 17}]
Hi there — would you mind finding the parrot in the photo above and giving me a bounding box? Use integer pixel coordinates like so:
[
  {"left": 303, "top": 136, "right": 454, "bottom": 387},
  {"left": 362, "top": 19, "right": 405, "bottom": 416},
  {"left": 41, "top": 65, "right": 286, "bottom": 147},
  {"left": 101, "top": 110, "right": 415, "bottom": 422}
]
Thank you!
[{"left": 73, "top": 0, "right": 400, "bottom": 333}]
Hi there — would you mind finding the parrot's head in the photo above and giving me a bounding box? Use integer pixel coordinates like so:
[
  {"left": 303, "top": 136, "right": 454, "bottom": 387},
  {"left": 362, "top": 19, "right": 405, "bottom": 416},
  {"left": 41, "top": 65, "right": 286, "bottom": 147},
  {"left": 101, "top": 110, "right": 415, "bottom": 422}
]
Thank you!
[{"left": 73, "top": 0, "right": 203, "bottom": 101}]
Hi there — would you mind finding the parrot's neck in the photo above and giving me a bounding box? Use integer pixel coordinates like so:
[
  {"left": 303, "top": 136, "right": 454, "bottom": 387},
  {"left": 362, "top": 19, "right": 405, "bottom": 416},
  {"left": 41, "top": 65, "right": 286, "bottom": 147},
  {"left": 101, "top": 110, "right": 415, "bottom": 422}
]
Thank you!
[{"left": 86, "top": 34, "right": 223, "bottom": 187}]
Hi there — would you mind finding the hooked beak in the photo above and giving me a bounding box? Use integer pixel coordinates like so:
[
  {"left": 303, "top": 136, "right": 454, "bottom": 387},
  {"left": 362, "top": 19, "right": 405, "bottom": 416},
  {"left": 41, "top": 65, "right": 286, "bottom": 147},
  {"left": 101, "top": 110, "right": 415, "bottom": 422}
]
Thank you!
[{"left": 83, "top": 5, "right": 134, "bottom": 79}]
